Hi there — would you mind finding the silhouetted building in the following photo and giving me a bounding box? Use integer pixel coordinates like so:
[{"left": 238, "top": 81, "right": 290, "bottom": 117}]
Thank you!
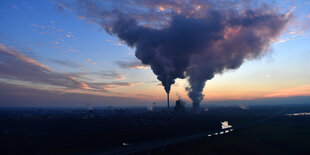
[{"left": 174, "top": 99, "right": 185, "bottom": 112}]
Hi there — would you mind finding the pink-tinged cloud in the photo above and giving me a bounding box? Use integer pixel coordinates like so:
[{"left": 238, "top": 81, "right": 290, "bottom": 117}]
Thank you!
[
  {"left": 115, "top": 60, "right": 149, "bottom": 69},
  {"left": 0, "top": 43, "right": 50, "bottom": 70},
  {"left": 265, "top": 85, "right": 310, "bottom": 98},
  {"left": 87, "top": 82, "right": 134, "bottom": 90},
  {"left": 115, "top": 74, "right": 126, "bottom": 80},
  {"left": 106, "top": 39, "right": 126, "bottom": 46}
]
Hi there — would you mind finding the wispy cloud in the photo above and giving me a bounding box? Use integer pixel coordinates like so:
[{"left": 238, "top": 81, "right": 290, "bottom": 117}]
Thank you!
[
  {"left": 274, "top": 9, "right": 310, "bottom": 44},
  {"left": 115, "top": 60, "right": 149, "bottom": 69},
  {"left": 0, "top": 43, "right": 89, "bottom": 90},
  {"left": 93, "top": 70, "right": 126, "bottom": 80},
  {"left": 134, "top": 82, "right": 144, "bottom": 85},
  {"left": 12, "top": 4, "right": 19, "bottom": 11},
  {"left": 53, "top": 1, "right": 71, "bottom": 13},
  {"left": 65, "top": 32, "right": 75, "bottom": 39},
  {"left": 87, "top": 58, "right": 96, "bottom": 65},
  {"left": 65, "top": 70, "right": 127, "bottom": 82},
  {"left": 0, "top": 82, "right": 142, "bottom": 107},
  {"left": 106, "top": 39, "right": 126, "bottom": 46},
  {"left": 29, "top": 20, "right": 77, "bottom": 49},
  {"left": 0, "top": 43, "right": 133, "bottom": 94},
  {"left": 49, "top": 59, "right": 82, "bottom": 68},
  {"left": 88, "top": 82, "right": 134, "bottom": 90}
]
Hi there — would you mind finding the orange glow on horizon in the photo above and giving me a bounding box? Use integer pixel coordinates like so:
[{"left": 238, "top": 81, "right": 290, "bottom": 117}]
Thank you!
[{"left": 265, "top": 85, "right": 310, "bottom": 98}]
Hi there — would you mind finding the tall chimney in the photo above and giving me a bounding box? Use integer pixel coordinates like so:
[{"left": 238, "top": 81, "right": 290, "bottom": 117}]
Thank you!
[
  {"left": 167, "top": 93, "right": 170, "bottom": 109},
  {"left": 193, "top": 102, "right": 200, "bottom": 112}
]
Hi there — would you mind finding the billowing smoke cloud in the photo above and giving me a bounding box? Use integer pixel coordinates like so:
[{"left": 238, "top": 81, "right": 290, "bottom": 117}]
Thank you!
[{"left": 64, "top": 0, "right": 290, "bottom": 109}]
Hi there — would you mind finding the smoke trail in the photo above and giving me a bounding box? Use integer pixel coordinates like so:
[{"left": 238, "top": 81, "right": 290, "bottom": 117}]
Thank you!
[
  {"left": 110, "top": 14, "right": 225, "bottom": 95},
  {"left": 65, "top": 0, "right": 290, "bottom": 108}
]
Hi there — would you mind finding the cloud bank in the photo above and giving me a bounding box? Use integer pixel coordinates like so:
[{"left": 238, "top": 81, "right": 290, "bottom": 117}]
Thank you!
[
  {"left": 0, "top": 43, "right": 89, "bottom": 90},
  {"left": 0, "top": 43, "right": 138, "bottom": 94}
]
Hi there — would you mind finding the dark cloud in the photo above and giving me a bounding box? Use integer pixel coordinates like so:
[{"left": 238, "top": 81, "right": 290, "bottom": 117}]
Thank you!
[
  {"left": 68, "top": 0, "right": 255, "bottom": 29},
  {"left": 115, "top": 60, "right": 148, "bottom": 69},
  {"left": 64, "top": 0, "right": 290, "bottom": 109},
  {"left": 0, "top": 43, "right": 89, "bottom": 90}
]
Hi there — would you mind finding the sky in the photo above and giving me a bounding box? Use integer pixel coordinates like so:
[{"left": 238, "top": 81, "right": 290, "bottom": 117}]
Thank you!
[{"left": 0, "top": 0, "right": 310, "bottom": 108}]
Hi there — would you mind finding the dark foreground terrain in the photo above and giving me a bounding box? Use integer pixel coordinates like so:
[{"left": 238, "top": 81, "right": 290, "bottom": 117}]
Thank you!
[
  {"left": 144, "top": 114, "right": 310, "bottom": 155},
  {"left": 0, "top": 104, "right": 310, "bottom": 154}
]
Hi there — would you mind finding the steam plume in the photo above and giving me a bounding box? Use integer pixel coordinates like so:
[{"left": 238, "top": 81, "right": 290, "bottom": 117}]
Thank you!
[{"left": 67, "top": 0, "right": 290, "bottom": 109}]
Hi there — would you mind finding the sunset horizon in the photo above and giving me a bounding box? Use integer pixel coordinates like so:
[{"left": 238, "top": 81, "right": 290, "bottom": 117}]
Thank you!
[
  {"left": 1, "top": 1, "right": 310, "bottom": 154},
  {"left": 1, "top": 0, "right": 310, "bottom": 108}
]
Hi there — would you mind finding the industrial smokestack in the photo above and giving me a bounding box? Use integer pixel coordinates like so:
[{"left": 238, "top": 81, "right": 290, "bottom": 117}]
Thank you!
[
  {"left": 70, "top": 1, "right": 290, "bottom": 109},
  {"left": 193, "top": 102, "right": 200, "bottom": 112},
  {"left": 167, "top": 93, "right": 170, "bottom": 109}
]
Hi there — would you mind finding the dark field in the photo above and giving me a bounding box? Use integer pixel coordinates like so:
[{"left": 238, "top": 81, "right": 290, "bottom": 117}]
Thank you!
[
  {"left": 152, "top": 115, "right": 310, "bottom": 155},
  {"left": 0, "top": 104, "right": 310, "bottom": 154}
]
